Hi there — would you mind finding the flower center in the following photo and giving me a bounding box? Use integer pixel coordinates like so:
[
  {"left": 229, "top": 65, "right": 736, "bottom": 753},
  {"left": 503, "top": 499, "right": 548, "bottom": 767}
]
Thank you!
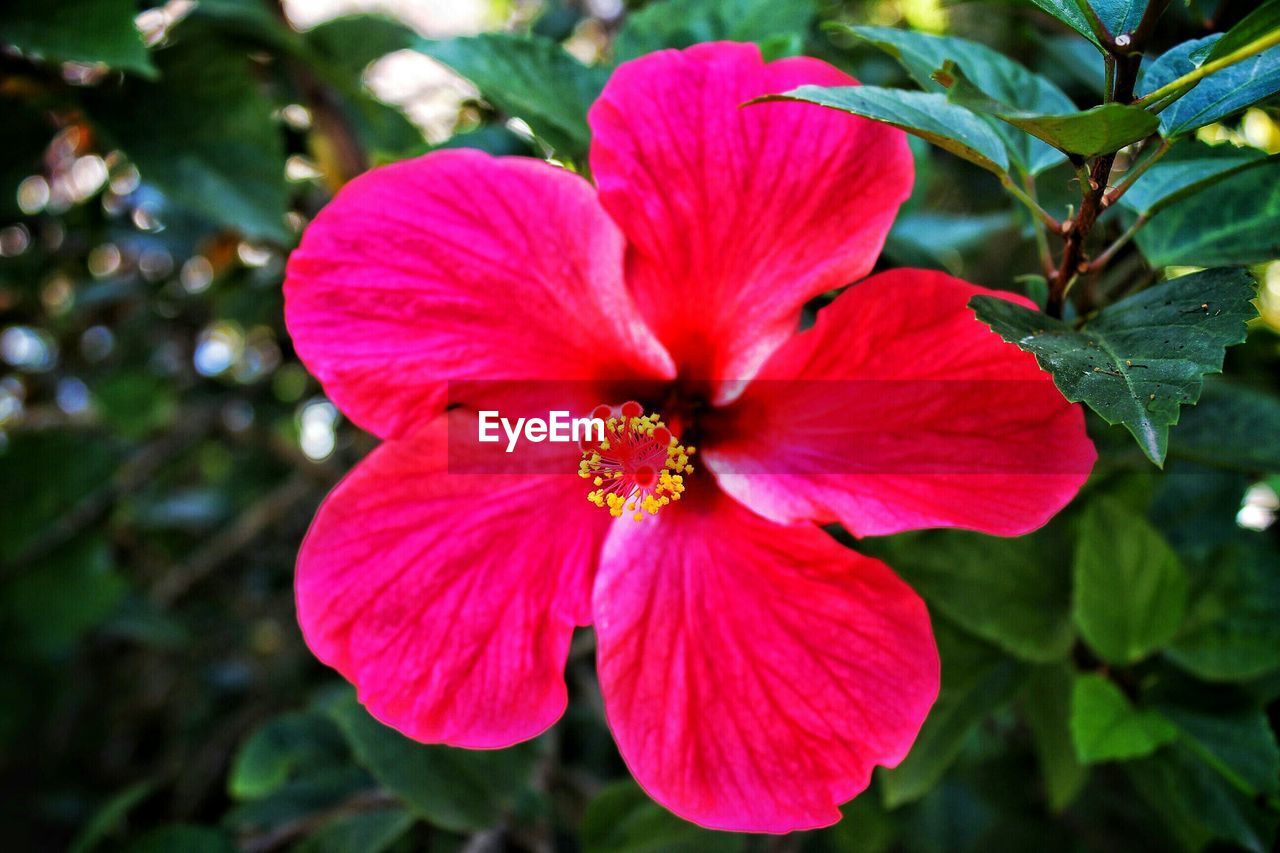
[{"left": 578, "top": 400, "right": 695, "bottom": 522}]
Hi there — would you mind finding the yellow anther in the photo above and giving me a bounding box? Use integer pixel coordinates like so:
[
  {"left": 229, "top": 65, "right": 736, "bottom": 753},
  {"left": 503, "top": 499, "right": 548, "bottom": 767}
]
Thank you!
[{"left": 578, "top": 405, "right": 695, "bottom": 522}]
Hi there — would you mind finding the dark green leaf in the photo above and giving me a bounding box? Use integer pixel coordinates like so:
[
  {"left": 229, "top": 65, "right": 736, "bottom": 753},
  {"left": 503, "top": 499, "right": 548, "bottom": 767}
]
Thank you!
[
  {"left": 126, "top": 825, "right": 236, "bottom": 853},
  {"left": 581, "top": 780, "right": 743, "bottom": 853},
  {"left": 225, "top": 768, "right": 375, "bottom": 834},
  {"left": 938, "top": 61, "right": 1158, "bottom": 157},
  {"left": 1170, "top": 381, "right": 1280, "bottom": 472},
  {"left": 767, "top": 86, "right": 1010, "bottom": 175},
  {"left": 1126, "top": 745, "right": 1279, "bottom": 853},
  {"left": 85, "top": 33, "right": 290, "bottom": 243},
  {"left": 884, "top": 211, "right": 1017, "bottom": 273},
  {"left": 304, "top": 17, "right": 425, "bottom": 161},
  {"left": 418, "top": 33, "right": 608, "bottom": 159},
  {"left": 1042, "top": 35, "right": 1108, "bottom": 95},
  {"left": 325, "top": 690, "right": 537, "bottom": 833},
  {"left": 68, "top": 781, "right": 155, "bottom": 853},
  {"left": 859, "top": 527, "right": 1074, "bottom": 663},
  {"left": 1139, "top": 34, "right": 1280, "bottom": 137},
  {"left": 434, "top": 124, "right": 534, "bottom": 157},
  {"left": 848, "top": 25, "right": 1073, "bottom": 173},
  {"left": 810, "top": 797, "right": 898, "bottom": 853},
  {"left": 1024, "top": 0, "right": 1147, "bottom": 45},
  {"left": 1158, "top": 705, "right": 1280, "bottom": 796},
  {"left": 1022, "top": 665, "right": 1089, "bottom": 811},
  {"left": 0, "top": 0, "right": 154, "bottom": 77},
  {"left": 189, "top": 0, "right": 302, "bottom": 53},
  {"left": 1092, "top": 0, "right": 1149, "bottom": 38},
  {"left": 1119, "top": 140, "right": 1272, "bottom": 218},
  {"left": 306, "top": 15, "right": 416, "bottom": 77},
  {"left": 1205, "top": 0, "right": 1280, "bottom": 62},
  {"left": 0, "top": 536, "right": 126, "bottom": 656},
  {"left": 229, "top": 711, "right": 349, "bottom": 800},
  {"left": 970, "top": 268, "right": 1257, "bottom": 464},
  {"left": 1168, "top": 543, "right": 1280, "bottom": 681},
  {"left": 1070, "top": 673, "right": 1178, "bottom": 763},
  {"left": 294, "top": 808, "right": 415, "bottom": 853},
  {"left": 880, "top": 622, "right": 1027, "bottom": 807},
  {"left": 614, "top": 0, "right": 812, "bottom": 61},
  {"left": 1022, "top": 0, "right": 1106, "bottom": 49},
  {"left": 1135, "top": 158, "right": 1280, "bottom": 267},
  {"left": 1150, "top": 462, "right": 1251, "bottom": 557},
  {"left": 1073, "top": 497, "right": 1189, "bottom": 665},
  {"left": 95, "top": 373, "right": 178, "bottom": 440},
  {"left": 0, "top": 432, "right": 119, "bottom": 562}
]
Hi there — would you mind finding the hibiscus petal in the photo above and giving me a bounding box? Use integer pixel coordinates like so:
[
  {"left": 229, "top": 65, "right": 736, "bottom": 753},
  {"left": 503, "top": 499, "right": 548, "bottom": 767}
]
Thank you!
[
  {"left": 594, "top": 488, "right": 938, "bottom": 832},
  {"left": 285, "top": 149, "right": 674, "bottom": 439},
  {"left": 296, "top": 413, "right": 608, "bottom": 747},
  {"left": 588, "top": 42, "right": 913, "bottom": 391},
  {"left": 703, "top": 269, "right": 1097, "bottom": 536}
]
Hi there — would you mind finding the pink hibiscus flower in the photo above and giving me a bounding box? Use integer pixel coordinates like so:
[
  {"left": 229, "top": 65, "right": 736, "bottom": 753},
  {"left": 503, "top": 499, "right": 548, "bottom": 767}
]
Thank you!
[{"left": 283, "top": 42, "right": 1096, "bottom": 832}]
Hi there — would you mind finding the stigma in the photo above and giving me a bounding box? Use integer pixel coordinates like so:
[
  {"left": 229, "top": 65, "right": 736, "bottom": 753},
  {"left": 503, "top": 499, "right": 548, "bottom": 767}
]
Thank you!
[{"left": 578, "top": 400, "right": 695, "bottom": 522}]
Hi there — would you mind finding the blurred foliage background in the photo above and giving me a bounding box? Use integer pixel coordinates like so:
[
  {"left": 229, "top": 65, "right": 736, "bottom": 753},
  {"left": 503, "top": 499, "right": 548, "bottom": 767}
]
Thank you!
[{"left": 1, "top": 0, "right": 1279, "bottom": 851}]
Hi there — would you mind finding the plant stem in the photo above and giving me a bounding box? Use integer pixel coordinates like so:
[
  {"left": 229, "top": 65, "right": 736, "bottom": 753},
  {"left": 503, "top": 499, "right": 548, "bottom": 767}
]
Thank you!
[
  {"left": 1103, "top": 137, "right": 1171, "bottom": 207},
  {"left": 1086, "top": 212, "right": 1150, "bottom": 272},
  {"left": 1133, "top": 28, "right": 1280, "bottom": 110},
  {"left": 1047, "top": 38, "right": 1150, "bottom": 316},
  {"left": 1000, "top": 173, "right": 1063, "bottom": 233},
  {"left": 1024, "top": 174, "right": 1056, "bottom": 278}
]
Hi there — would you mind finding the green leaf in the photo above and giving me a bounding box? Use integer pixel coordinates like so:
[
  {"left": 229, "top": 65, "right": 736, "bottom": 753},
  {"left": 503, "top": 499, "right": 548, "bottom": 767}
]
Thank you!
[
  {"left": 884, "top": 211, "right": 1017, "bottom": 273},
  {"left": 1135, "top": 158, "right": 1280, "bottom": 267},
  {"left": 1073, "top": 497, "right": 1189, "bottom": 665},
  {"left": 859, "top": 527, "right": 1074, "bottom": 663},
  {"left": 1092, "top": 0, "right": 1149, "bottom": 37},
  {"left": 1126, "top": 745, "right": 1279, "bottom": 853},
  {"left": 126, "top": 825, "right": 236, "bottom": 853},
  {"left": 224, "top": 767, "right": 375, "bottom": 834},
  {"left": 1168, "top": 543, "right": 1280, "bottom": 681},
  {"left": 581, "top": 780, "right": 743, "bottom": 853},
  {"left": 1021, "top": 665, "right": 1089, "bottom": 811},
  {"left": 880, "top": 622, "right": 1027, "bottom": 807},
  {"left": 294, "top": 808, "right": 415, "bottom": 853},
  {"left": 306, "top": 15, "right": 416, "bottom": 77},
  {"left": 847, "top": 25, "right": 1073, "bottom": 173},
  {"left": 1139, "top": 34, "right": 1280, "bottom": 137},
  {"left": 418, "top": 33, "right": 608, "bottom": 159},
  {"left": 969, "top": 268, "right": 1257, "bottom": 465},
  {"left": 1205, "top": 0, "right": 1280, "bottom": 63},
  {"left": 95, "top": 373, "right": 178, "bottom": 440},
  {"left": 189, "top": 0, "right": 302, "bottom": 53},
  {"left": 1070, "top": 673, "right": 1178, "bottom": 763},
  {"left": 305, "top": 17, "right": 425, "bottom": 161},
  {"left": 937, "top": 61, "right": 1158, "bottom": 157},
  {"left": 1022, "top": 0, "right": 1105, "bottom": 49},
  {"left": 324, "top": 690, "right": 538, "bottom": 833},
  {"left": 229, "top": 712, "right": 350, "bottom": 800},
  {"left": 1119, "top": 141, "right": 1273, "bottom": 218},
  {"left": 614, "top": 0, "right": 812, "bottom": 61},
  {"left": 68, "top": 781, "right": 155, "bottom": 853},
  {"left": 0, "top": 0, "right": 155, "bottom": 77},
  {"left": 1158, "top": 705, "right": 1280, "bottom": 797},
  {"left": 84, "top": 32, "right": 290, "bottom": 243},
  {"left": 1150, "top": 462, "right": 1251, "bottom": 557},
  {"left": 767, "top": 86, "right": 1009, "bottom": 175},
  {"left": 1024, "top": 0, "right": 1148, "bottom": 46},
  {"left": 0, "top": 432, "right": 119, "bottom": 562},
  {"left": 0, "top": 536, "right": 127, "bottom": 656},
  {"left": 1170, "top": 382, "right": 1280, "bottom": 472}
]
